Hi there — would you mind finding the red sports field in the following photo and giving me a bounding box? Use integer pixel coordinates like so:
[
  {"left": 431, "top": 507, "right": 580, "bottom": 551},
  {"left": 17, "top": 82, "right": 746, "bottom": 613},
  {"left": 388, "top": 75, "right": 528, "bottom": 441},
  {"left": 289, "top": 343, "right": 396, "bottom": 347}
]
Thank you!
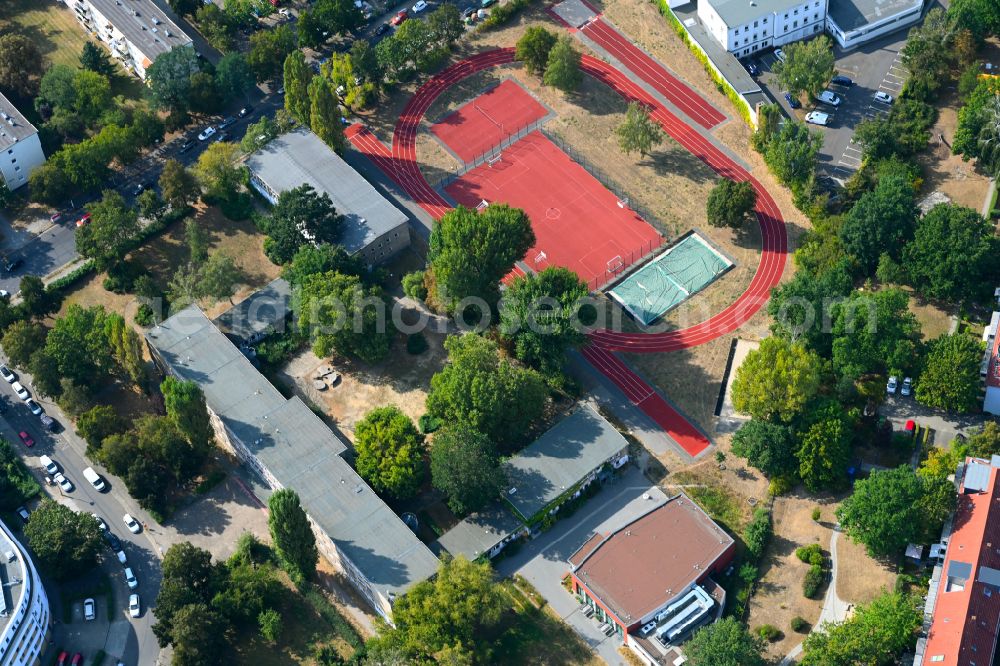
[
  {"left": 444, "top": 131, "right": 663, "bottom": 287},
  {"left": 430, "top": 80, "right": 548, "bottom": 163}
]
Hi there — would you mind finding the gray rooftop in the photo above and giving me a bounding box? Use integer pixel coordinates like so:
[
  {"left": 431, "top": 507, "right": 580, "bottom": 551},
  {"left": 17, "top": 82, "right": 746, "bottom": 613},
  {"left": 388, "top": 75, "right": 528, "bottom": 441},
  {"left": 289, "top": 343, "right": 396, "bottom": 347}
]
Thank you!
[
  {"left": 0, "top": 521, "right": 27, "bottom": 637},
  {"left": 146, "top": 306, "right": 438, "bottom": 598},
  {"left": 706, "top": 0, "right": 806, "bottom": 27},
  {"left": 828, "top": 0, "right": 920, "bottom": 32},
  {"left": 966, "top": 462, "right": 991, "bottom": 493},
  {"left": 213, "top": 277, "right": 292, "bottom": 342},
  {"left": 88, "top": 0, "right": 192, "bottom": 63},
  {"left": 504, "top": 405, "right": 629, "bottom": 521},
  {"left": 435, "top": 503, "right": 524, "bottom": 561},
  {"left": 245, "top": 128, "right": 408, "bottom": 255},
  {"left": 0, "top": 92, "right": 38, "bottom": 151}
]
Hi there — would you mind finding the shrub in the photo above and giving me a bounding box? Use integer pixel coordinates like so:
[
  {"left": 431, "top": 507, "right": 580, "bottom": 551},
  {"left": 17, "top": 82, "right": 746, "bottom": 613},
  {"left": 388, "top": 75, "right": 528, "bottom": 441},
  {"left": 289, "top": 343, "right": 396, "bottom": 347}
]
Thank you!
[
  {"left": 791, "top": 616, "right": 809, "bottom": 632},
  {"left": 803, "top": 563, "right": 824, "bottom": 598},
  {"left": 743, "top": 507, "right": 772, "bottom": 558},
  {"left": 768, "top": 473, "right": 795, "bottom": 496},
  {"left": 402, "top": 271, "right": 428, "bottom": 301},
  {"left": 795, "top": 543, "right": 823, "bottom": 563},
  {"left": 418, "top": 413, "right": 441, "bottom": 433},
  {"left": 757, "top": 624, "right": 782, "bottom": 642},
  {"left": 134, "top": 303, "right": 155, "bottom": 327},
  {"left": 811, "top": 507, "right": 821, "bottom": 522}
]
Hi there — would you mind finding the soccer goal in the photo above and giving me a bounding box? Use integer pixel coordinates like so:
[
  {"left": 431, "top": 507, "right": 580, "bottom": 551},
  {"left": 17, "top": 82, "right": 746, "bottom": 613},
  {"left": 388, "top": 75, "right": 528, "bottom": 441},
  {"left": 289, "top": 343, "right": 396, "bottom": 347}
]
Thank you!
[
  {"left": 476, "top": 199, "right": 490, "bottom": 210},
  {"left": 607, "top": 255, "right": 624, "bottom": 273},
  {"left": 534, "top": 250, "right": 547, "bottom": 265},
  {"left": 486, "top": 153, "right": 503, "bottom": 168}
]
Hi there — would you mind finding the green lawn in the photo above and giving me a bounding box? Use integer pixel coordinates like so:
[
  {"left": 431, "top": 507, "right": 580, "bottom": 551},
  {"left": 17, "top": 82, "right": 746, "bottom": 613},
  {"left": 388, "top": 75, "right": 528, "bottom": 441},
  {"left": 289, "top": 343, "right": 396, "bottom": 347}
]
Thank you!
[{"left": 0, "top": 0, "right": 90, "bottom": 69}]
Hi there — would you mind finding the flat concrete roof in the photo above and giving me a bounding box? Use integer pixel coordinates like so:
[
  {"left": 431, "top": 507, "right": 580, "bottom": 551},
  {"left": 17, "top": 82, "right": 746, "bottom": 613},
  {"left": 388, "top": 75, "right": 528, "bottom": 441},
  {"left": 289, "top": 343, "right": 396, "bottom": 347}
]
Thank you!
[
  {"left": 213, "top": 277, "right": 291, "bottom": 342},
  {"left": 435, "top": 503, "right": 524, "bottom": 561},
  {"left": 0, "top": 92, "right": 38, "bottom": 150},
  {"left": 88, "top": 0, "right": 191, "bottom": 64},
  {"left": 828, "top": 0, "right": 921, "bottom": 32},
  {"left": 705, "top": 0, "right": 805, "bottom": 28},
  {"left": 504, "top": 405, "right": 628, "bottom": 521},
  {"left": 245, "top": 128, "right": 408, "bottom": 255},
  {"left": 145, "top": 306, "right": 439, "bottom": 599}
]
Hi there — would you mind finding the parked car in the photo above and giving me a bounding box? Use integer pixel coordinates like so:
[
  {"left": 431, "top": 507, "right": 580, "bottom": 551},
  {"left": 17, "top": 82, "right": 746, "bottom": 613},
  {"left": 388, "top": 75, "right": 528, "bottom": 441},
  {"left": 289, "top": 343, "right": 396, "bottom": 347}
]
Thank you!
[
  {"left": 124, "top": 567, "right": 138, "bottom": 589},
  {"left": 2, "top": 255, "right": 22, "bottom": 272},
  {"left": 278, "top": 7, "right": 290, "bottom": 16},
  {"left": 276, "top": 86, "right": 285, "bottom": 95},
  {"left": 461, "top": 6, "right": 476, "bottom": 18},
  {"left": 39, "top": 414, "right": 57, "bottom": 432},
  {"left": 901, "top": 376, "right": 913, "bottom": 396},
  {"left": 84, "top": 598, "right": 95, "bottom": 621},
  {"left": 783, "top": 92, "right": 801, "bottom": 109},
  {"left": 54, "top": 473, "right": 73, "bottom": 492},
  {"left": 219, "top": 116, "right": 236, "bottom": 129},
  {"left": 481, "top": 0, "right": 497, "bottom": 6},
  {"left": 0, "top": 365, "right": 15, "bottom": 383},
  {"left": 830, "top": 74, "right": 853, "bottom": 86},
  {"left": 238, "top": 105, "right": 254, "bottom": 118},
  {"left": 375, "top": 22, "right": 390, "bottom": 35},
  {"left": 91, "top": 514, "right": 107, "bottom": 531},
  {"left": 117, "top": 549, "right": 127, "bottom": 565},
  {"left": 129, "top": 594, "right": 141, "bottom": 618},
  {"left": 887, "top": 375, "right": 898, "bottom": 394},
  {"left": 178, "top": 139, "right": 195, "bottom": 153},
  {"left": 214, "top": 131, "right": 229, "bottom": 143},
  {"left": 805, "top": 111, "right": 829, "bottom": 126},
  {"left": 197, "top": 126, "right": 217, "bottom": 141},
  {"left": 774, "top": 48, "right": 786, "bottom": 62},
  {"left": 123, "top": 513, "right": 141, "bottom": 534},
  {"left": 76, "top": 213, "right": 91, "bottom": 227},
  {"left": 39, "top": 455, "right": 58, "bottom": 476},
  {"left": 71, "top": 653, "right": 82, "bottom": 666},
  {"left": 17, "top": 431, "right": 33, "bottom": 448},
  {"left": 131, "top": 182, "right": 150, "bottom": 196},
  {"left": 390, "top": 9, "right": 408, "bottom": 24},
  {"left": 744, "top": 60, "right": 759, "bottom": 76},
  {"left": 11, "top": 381, "right": 28, "bottom": 400},
  {"left": 16, "top": 506, "right": 29, "bottom": 523},
  {"left": 817, "top": 90, "right": 842, "bottom": 106},
  {"left": 412, "top": 0, "right": 428, "bottom": 11},
  {"left": 50, "top": 212, "right": 63, "bottom": 224},
  {"left": 874, "top": 91, "right": 894, "bottom": 104},
  {"left": 104, "top": 531, "right": 122, "bottom": 551},
  {"left": 84, "top": 467, "right": 106, "bottom": 491},
  {"left": 56, "top": 652, "right": 68, "bottom": 666},
  {"left": 25, "top": 398, "right": 42, "bottom": 416}
]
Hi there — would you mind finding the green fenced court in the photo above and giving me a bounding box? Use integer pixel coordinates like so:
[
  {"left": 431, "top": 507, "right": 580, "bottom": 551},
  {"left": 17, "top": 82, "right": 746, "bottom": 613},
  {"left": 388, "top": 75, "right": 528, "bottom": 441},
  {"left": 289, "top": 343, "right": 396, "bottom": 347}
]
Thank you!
[{"left": 608, "top": 232, "right": 733, "bottom": 325}]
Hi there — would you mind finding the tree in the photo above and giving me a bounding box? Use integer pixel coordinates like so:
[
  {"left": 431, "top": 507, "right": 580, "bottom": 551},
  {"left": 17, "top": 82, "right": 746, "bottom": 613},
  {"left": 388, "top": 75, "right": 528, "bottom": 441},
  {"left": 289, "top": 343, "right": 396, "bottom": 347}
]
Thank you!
[
  {"left": 283, "top": 50, "right": 314, "bottom": 125},
  {"left": 796, "top": 404, "right": 852, "bottom": 492},
  {"left": 801, "top": 592, "right": 920, "bottom": 666},
  {"left": 901, "top": 9, "right": 956, "bottom": 89},
  {"left": 159, "top": 159, "right": 200, "bottom": 210},
  {"left": 767, "top": 260, "right": 852, "bottom": 357},
  {"left": 196, "top": 4, "right": 236, "bottom": 51},
  {"left": 773, "top": 36, "right": 835, "bottom": 99},
  {"left": 0, "top": 34, "right": 45, "bottom": 97},
  {"left": 428, "top": 4, "right": 463, "bottom": 45},
  {"left": 192, "top": 142, "right": 243, "bottom": 200},
  {"left": 76, "top": 190, "right": 141, "bottom": 272},
  {"left": 28, "top": 164, "right": 71, "bottom": 206},
  {"left": 259, "top": 608, "right": 282, "bottom": 643},
  {"left": 170, "top": 603, "right": 228, "bottom": 666},
  {"left": 684, "top": 617, "right": 766, "bottom": 666},
  {"left": 58, "top": 379, "right": 93, "bottom": 418},
  {"left": 19, "top": 275, "right": 59, "bottom": 319},
  {"left": 80, "top": 41, "right": 116, "bottom": 77},
  {"left": 837, "top": 465, "right": 944, "bottom": 558},
  {"left": 916, "top": 333, "right": 983, "bottom": 412},
  {"left": 146, "top": 46, "right": 201, "bottom": 113},
  {"left": 543, "top": 36, "right": 582, "bottom": 92},
  {"left": 615, "top": 102, "right": 664, "bottom": 157},
  {"left": 24, "top": 501, "right": 102, "bottom": 580},
  {"left": 732, "top": 337, "right": 821, "bottom": 422},
  {"left": 762, "top": 121, "right": 823, "bottom": 188},
  {"left": 731, "top": 419, "right": 798, "bottom": 478},
  {"left": 427, "top": 334, "right": 546, "bottom": 449},
  {"left": 949, "top": 0, "right": 1000, "bottom": 40},
  {"left": 966, "top": 422, "right": 1000, "bottom": 459},
  {"left": 839, "top": 172, "right": 918, "bottom": 274},
  {"left": 429, "top": 204, "right": 535, "bottom": 311},
  {"left": 77, "top": 404, "right": 127, "bottom": 456},
  {"left": 28, "top": 350, "right": 62, "bottom": 398},
  {"left": 199, "top": 252, "right": 242, "bottom": 303},
  {"left": 281, "top": 243, "right": 361, "bottom": 286},
  {"left": 516, "top": 26, "right": 557, "bottom": 76},
  {"left": 260, "top": 184, "right": 343, "bottom": 264},
  {"left": 903, "top": 203, "right": 999, "bottom": 302},
  {"left": 153, "top": 542, "right": 220, "bottom": 647},
  {"left": 744, "top": 507, "right": 772, "bottom": 558},
  {"left": 248, "top": 24, "right": 298, "bottom": 82},
  {"left": 498, "top": 267, "right": 589, "bottom": 376},
  {"left": 168, "top": 0, "right": 202, "bottom": 14},
  {"left": 168, "top": 263, "right": 202, "bottom": 313},
  {"left": 185, "top": 219, "right": 209, "bottom": 265},
  {"left": 296, "top": 271, "right": 392, "bottom": 363},
  {"left": 137, "top": 189, "right": 167, "bottom": 221},
  {"left": 215, "top": 53, "right": 255, "bottom": 103},
  {"left": 429, "top": 425, "right": 506, "bottom": 515},
  {"left": 268, "top": 488, "right": 318, "bottom": 582},
  {"left": 308, "top": 76, "right": 345, "bottom": 152},
  {"left": 105, "top": 312, "right": 146, "bottom": 386},
  {"left": 1, "top": 321, "right": 48, "bottom": 367},
  {"left": 162, "top": 376, "right": 215, "bottom": 451},
  {"left": 350, "top": 40, "right": 382, "bottom": 85},
  {"left": 706, "top": 179, "right": 757, "bottom": 229},
  {"left": 354, "top": 406, "right": 425, "bottom": 499},
  {"left": 45, "top": 304, "right": 114, "bottom": 389},
  {"left": 367, "top": 556, "right": 503, "bottom": 662}
]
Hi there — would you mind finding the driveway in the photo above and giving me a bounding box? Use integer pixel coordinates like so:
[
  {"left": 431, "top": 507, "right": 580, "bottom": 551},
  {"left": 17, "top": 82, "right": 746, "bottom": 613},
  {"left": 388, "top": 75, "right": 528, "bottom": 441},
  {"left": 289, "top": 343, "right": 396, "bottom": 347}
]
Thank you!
[
  {"left": 880, "top": 393, "right": 989, "bottom": 446},
  {"left": 495, "top": 467, "right": 669, "bottom": 666}
]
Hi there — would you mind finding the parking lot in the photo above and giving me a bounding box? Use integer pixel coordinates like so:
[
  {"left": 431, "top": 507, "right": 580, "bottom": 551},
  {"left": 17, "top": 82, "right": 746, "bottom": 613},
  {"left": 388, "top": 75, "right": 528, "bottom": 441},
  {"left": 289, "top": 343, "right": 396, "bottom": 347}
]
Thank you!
[{"left": 752, "top": 30, "right": 911, "bottom": 182}]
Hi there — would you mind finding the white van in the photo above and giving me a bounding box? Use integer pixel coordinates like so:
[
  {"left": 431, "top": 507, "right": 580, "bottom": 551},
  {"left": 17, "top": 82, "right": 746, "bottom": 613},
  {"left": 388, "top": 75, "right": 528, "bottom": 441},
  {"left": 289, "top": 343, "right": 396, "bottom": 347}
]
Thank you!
[
  {"left": 38, "top": 455, "right": 58, "bottom": 476},
  {"left": 83, "top": 467, "right": 106, "bottom": 491}
]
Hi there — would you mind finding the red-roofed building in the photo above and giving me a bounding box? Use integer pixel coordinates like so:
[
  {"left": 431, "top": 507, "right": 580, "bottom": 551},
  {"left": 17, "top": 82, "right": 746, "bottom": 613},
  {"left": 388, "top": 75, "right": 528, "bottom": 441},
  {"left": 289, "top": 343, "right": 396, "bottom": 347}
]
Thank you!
[
  {"left": 568, "top": 493, "right": 735, "bottom": 663},
  {"left": 916, "top": 458, "right": 1000, "bottom": 665}
]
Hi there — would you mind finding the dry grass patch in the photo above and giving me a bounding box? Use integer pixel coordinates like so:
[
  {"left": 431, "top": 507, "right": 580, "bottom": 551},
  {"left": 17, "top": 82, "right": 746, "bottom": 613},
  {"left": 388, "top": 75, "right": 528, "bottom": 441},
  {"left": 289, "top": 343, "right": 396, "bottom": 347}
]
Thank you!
[
  {"left": 836, "top": 532, "right": 897, "bottom": 605},
  {"left": 0, "top": 0, "right": 89, "bottom": 70}
]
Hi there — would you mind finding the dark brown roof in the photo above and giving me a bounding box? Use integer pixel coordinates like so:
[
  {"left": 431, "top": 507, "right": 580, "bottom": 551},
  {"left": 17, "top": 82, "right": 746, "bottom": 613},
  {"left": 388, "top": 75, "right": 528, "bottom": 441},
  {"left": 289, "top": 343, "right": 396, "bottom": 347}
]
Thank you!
[{"left": 571, "top": 493, "right": 733, "bottom": 623}]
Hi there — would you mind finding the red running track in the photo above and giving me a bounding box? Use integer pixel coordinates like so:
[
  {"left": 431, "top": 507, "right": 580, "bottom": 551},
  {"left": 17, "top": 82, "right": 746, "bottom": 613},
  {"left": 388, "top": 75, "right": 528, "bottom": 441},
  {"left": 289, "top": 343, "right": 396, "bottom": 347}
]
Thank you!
[
  {"left": 581, "top": 18, "right": 727, "bottom": 130},
  {"left": 345, "top": 48, "right": 787, "bottom": 457}
]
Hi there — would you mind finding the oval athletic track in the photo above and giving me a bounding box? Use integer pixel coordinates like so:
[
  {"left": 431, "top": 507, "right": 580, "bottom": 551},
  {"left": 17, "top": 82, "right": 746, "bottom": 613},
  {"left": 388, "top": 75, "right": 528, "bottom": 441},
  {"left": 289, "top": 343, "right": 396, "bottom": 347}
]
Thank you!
[{"left": 346, "top": 47, "right": 788, "bottom": 456}]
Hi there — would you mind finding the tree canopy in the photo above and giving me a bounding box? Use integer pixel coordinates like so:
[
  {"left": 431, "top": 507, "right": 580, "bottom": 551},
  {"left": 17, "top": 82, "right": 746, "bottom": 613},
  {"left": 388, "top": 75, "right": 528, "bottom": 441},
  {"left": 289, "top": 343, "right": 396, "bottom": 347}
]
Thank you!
[
  {"left": 731, "top": 419, "right": 798, "bottom": 478},
  {"left": 159, "top": 159, "right": 200, "bottom": 210},
  {"left": 795, "top": 401, "right": 852, "bottom": 492},
  {"left": 76, "top": 190, "right": 141, "bottom": 273},
  {"left": 296, "top": 271, "right": 392, "bottom": 363},
  {"left": 706, "top": 179, "right": 758, "bottom": 229},
  {"left": 767, "top": 259, "right": 852, "bottom": 357},
  {"left": 801, "top": 592, "right": 920, "bottom": 666},
  {"left": 774, "top": 36, "right": 836, "bottom": 99},
  {"left": 80, "top": 41, "right": 117, "bottom": 77},
  {"left": 839, "top": 172, "right": 917, "bottom": 274},
  {"left": 248, "top": 24, "right": 298, "bottom": 82},
  {"left": 616, "top": 102, "right": 664, "bottom": 157},
  {"left": 268, "top": 488, "right": 318, "bottom": 583},
  {"left": 430, "top": 425, "right": 507, "bottom": 515},
  {"left": 516, "top": 26, "right": 557, "bottom": 76},
  {"left": 260, "top": 184, "right": 343, "bottom": 265},
  {"left": 24, "top": 500, "right": 102, "bottom": 580},
  {"left": 543, "top": 35, "right": 582, "bottom": 92},
  {"left": 830, "top": 288, "right": 922, "bottom": 381},
  {"left": 0, "top": 34, "right": 45, "bottom": 98},
  {"left": 915, "top": 333, "right": 983, "bottom": 412},
  {"left": 732, "top": 337, "right": 822, "bottom": 423},
  {"left": 146, "top": 46, "right": 202, "bottom": 113},
  {"left": 192, "top": 142, "right": 243, "bottom": 201},
  {"left": 283, "top": 50, "right": 314, "bottom": 125},
  {"left": 684, "top": 617, "right": 767, "bottom": 666},
  {"left": 354, "top": 406, "right": 426, "bottom": 499}
]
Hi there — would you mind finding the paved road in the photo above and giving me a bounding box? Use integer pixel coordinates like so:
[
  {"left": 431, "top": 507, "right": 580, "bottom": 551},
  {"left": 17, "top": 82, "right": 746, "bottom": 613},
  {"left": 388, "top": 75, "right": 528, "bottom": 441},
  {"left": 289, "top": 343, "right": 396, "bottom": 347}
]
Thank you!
[{"left": 0, "top": 361, "right": 165, "bottom": 666}]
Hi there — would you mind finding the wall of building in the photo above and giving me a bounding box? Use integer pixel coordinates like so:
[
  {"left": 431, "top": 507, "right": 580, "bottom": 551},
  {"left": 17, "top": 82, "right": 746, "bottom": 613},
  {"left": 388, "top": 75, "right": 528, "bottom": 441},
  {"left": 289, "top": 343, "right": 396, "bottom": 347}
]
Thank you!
[
  {"left": 355, "top": 223, "right": 410, "bottom": 266},
  {"left": 0, "top": 522, "right": 51, "bottom": 666},
  {"left": 826, "top": 0, "right": 922, "bottom": 48},
  {"left": 0, "top": 134, "right": 45, "bottom": 191},
  {"left": 700, "top": 0, "right": 827, "bottom": 56},
  {"left": 571, "top": 577, "right": 629, "bottom": 638}
]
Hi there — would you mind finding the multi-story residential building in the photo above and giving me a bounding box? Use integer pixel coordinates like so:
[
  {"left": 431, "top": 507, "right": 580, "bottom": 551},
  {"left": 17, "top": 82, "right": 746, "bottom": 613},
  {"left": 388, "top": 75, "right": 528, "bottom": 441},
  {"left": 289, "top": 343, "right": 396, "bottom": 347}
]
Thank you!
[
  {"left": 0, "top": 94, "right": 45, "bottom": 192},
  {"left": 63, "top": 0, "right": 193, "bottom": 80},
  {"left": 698, "top": 0, "right": 829, "bottom": 57},
  {"left": 0, "top": 519, "right": 51, "bottom": 666}
]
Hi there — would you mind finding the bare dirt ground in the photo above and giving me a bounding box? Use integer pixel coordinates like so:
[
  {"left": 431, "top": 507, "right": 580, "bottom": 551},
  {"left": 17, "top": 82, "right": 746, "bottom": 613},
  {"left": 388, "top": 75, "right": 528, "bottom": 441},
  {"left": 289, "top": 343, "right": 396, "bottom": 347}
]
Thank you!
[
  {"left": 836, "top": 532, "right": 898, "bottom": 605},
  {"left": 921, "top": 88, "right": 993, "bottom": 211}
]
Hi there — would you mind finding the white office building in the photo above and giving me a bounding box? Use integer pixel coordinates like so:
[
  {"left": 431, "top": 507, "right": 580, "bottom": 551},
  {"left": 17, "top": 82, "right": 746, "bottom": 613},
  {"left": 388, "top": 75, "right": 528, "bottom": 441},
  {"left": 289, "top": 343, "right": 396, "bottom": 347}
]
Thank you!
[
  {"left": 826, "top": 0, "right": 923, "bottom": 48},
  {"left": 0, "top": 95, "right": 45, "bottom": 192},
  {"left": 64, "top": 0, "right": 193, "bottom": 80},
  {"left": 698, "top": 0, "right": 829, "bottom": 57},
  {"left": 0, "top": 520, "right": 51, "bottom": 666}
]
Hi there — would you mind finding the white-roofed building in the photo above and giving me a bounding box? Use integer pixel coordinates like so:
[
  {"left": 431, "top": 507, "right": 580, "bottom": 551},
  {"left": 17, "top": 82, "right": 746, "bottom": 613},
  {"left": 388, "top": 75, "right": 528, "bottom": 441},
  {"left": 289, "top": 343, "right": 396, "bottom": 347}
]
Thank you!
[{"left": 0, "top": 93, "right": 45, "bottom": 192}]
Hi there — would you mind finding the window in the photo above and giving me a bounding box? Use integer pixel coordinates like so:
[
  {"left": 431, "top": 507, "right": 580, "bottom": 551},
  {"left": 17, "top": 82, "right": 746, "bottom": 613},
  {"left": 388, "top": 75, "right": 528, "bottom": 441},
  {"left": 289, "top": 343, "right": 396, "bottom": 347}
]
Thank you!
[
  {"left": 754, "top": 20, "right": 758, "bottom": 26},
  {"left": 9, "top": 158, "right": 14, "bottom": 163},
  {"left": 13, "top": 166, "right": 19, "bottom": 172},
  {"left": 929, "top": 658, "right": 944, "bottom": 664},
  {"left": 784, "top": 13, "right": 788, "bottom": 18},
  {"left": 794, "top": 8, "right": 799, "bottom": 14},
  {"left": 763, "top": 17, "right": 768, "bottom": 23},
  {"left": 793, "top": 20, "right": 798, "bottom": 27}
]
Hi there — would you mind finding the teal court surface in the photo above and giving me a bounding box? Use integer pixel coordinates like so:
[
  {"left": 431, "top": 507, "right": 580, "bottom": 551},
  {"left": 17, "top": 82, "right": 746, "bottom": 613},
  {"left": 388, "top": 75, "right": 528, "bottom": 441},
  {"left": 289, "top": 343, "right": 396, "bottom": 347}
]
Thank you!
[{"left": 608, "top": 232, "right": 734, "bottom": 326}]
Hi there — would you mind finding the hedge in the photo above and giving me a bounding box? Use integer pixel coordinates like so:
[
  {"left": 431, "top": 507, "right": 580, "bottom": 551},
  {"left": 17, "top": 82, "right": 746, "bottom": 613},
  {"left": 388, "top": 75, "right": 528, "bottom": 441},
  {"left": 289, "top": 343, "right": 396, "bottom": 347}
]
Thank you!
[
  {"left": 655, "top": 0, "right": 754, "bottom": 127},
  {"left": 478, "top": 0, "right": 534, "bottom": 30},
  {"left": 803, "top": 563, "right": 824, "bottom": 598}
]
